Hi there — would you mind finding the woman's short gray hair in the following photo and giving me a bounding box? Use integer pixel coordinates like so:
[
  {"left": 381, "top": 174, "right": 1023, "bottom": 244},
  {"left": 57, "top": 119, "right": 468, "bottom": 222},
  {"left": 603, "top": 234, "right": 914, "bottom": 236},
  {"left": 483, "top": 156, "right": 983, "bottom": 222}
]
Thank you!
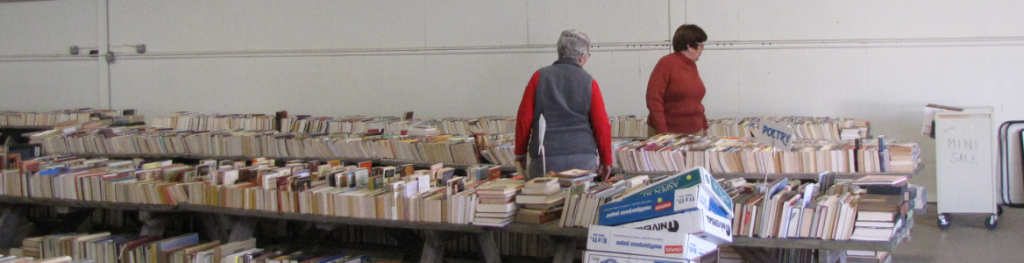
[{"left": 557, "top": 29, "right": 590, "bottom": 60}]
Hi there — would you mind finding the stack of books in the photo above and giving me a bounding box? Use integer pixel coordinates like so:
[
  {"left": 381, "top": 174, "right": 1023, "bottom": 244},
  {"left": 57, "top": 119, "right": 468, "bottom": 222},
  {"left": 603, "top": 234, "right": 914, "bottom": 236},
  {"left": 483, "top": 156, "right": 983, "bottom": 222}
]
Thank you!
[
  {"left": 850, "top": 175, "right": 910, "bottom": 242},
  {"left": 585, "top": 167, "right": 733, "bottom": 261},
  {"left": 514, "top": 177, "right": 564, "bottom": 224},
  {"left": 552, "top": 169, "right": 596, "bottom": 187},
  {"left": 472, "top": 180, "right": 523, "bottom": 226},
  {"left": 888, "top": 142, "right": 921, "bottom": 173},
  {"left": 846, "top": 250, "right": 892, "bottom": 263},
  {"left": 20, "top": 236, "right": 41, "bottom": 259}
]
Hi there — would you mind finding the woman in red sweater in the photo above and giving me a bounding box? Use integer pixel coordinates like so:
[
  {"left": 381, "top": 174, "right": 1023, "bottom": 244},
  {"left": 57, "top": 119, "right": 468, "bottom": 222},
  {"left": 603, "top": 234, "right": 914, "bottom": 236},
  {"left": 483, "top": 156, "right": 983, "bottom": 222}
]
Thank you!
[{"left": 646, "top": 24, "right": 708, "bottom": 136}]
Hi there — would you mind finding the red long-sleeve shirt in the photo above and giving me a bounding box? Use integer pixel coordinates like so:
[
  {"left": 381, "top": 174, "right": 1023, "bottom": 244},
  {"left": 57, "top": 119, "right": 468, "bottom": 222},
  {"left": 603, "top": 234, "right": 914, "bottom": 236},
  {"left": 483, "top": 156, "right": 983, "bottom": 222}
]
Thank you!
[
  {"left": 647, "top": 52, "right": 708, "bottom": 134},
  {"left": 515, "top": 70, "right": 612, "bottom": 166}
]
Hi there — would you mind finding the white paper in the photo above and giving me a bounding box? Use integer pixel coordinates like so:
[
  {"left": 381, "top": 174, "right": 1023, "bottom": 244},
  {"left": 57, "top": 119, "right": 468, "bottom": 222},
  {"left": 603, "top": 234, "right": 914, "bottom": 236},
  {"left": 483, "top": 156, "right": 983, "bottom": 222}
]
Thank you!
[{"left": 922, "top": 107, "right": 941, "bottom": 137}]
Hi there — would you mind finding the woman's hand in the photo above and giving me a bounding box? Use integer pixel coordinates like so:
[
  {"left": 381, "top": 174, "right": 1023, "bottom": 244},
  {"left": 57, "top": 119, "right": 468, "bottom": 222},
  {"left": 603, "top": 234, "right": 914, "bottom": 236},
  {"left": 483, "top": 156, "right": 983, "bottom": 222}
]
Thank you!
[{"left": 597, "top": 165, "right": 612, "bottom": 182}]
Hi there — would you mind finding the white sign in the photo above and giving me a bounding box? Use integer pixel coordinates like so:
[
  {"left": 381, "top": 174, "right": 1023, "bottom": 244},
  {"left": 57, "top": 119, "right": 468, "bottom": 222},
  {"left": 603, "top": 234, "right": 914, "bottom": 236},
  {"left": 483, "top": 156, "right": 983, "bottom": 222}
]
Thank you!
[
  {"left": 752, "top": 120, "right": 795, "bottom": 151},
  {"left": 586, "top": 225, "right": 717, "bottom": 261}
]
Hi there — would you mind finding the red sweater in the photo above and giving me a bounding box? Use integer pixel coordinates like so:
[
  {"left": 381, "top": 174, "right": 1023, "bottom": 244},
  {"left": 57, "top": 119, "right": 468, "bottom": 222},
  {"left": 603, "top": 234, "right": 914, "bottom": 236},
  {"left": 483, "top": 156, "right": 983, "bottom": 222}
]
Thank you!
[
  {"left": 515, "top": 71, "right": 613, "bottom": 166},
  {"left": 646, "top": 52, "right": 708, "bottom": 134}
]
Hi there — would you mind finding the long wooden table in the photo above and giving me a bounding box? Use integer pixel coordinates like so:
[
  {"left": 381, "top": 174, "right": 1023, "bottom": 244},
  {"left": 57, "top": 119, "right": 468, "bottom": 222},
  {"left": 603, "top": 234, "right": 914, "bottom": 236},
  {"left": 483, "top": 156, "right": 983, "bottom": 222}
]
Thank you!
[{"left": 0, "top": 195, "right": 914, "bottom": 263}]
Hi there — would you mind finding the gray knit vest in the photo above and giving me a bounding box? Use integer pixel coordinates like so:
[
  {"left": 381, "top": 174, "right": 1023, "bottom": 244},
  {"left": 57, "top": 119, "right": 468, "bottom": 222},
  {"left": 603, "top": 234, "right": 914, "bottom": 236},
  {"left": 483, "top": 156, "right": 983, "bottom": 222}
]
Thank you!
[{"left": 529, "top": 58, "right": 598, "bottom": 159}]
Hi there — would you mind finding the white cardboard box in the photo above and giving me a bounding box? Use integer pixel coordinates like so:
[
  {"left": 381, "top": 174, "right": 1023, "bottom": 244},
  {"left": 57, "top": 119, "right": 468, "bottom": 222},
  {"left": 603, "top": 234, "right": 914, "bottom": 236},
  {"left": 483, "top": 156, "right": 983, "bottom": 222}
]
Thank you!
[
  {"left": 587, "top": 225, "right": 717, "bottom": 261},
  {"left": 617, "top": 208, "right": 733, "bottom": 245}
]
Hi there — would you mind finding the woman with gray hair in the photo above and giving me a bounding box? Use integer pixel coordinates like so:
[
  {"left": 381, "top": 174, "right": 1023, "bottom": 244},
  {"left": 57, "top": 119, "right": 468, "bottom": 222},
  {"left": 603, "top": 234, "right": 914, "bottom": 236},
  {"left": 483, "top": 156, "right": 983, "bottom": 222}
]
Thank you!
[{"left": 514, "top": 30, "right": 613, "bottom": 181}]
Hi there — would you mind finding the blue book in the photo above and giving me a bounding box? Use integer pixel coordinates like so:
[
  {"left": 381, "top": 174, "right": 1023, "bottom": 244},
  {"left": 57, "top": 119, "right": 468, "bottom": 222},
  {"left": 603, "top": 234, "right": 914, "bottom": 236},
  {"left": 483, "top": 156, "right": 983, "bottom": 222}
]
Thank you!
[
  {"left": 614, "top": 167, "right": 733, "bottom": 218},
  {"left": 598, "top": 183, "right": 731, "bottom": 226}
]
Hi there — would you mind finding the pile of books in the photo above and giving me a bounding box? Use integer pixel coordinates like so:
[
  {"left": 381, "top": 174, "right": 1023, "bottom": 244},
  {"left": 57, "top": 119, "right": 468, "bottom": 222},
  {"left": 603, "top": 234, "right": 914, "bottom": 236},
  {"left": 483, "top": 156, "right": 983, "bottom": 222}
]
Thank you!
[
  {"left": 585, "top": 167, "right": 733, "bottom": 262},
  {"left": 473, "top": 180, "right": 523, "bottom": 226},
  {"left": 849, "top": 175, "right": 913, "bottom": 242},
  {"left": 887, "top": 141, "right": 920, "bottom": 173},
  {"left": 150, "top": 112, "right": 275, "bottom": 132},
  {"left": 513, "top": 177, "right": 564, "bottom": 224},
  {"left": 0, "top": 109, "right": 137, "bottom": 127},
  {"left": 614, "top": 134, "right": 920, "bottom": 174},
  {"left": 846, "top": 250, "right": 892, "bottom": 263},
  {"left": 707, "top": 116, "right": 871, "bottom": 140}
]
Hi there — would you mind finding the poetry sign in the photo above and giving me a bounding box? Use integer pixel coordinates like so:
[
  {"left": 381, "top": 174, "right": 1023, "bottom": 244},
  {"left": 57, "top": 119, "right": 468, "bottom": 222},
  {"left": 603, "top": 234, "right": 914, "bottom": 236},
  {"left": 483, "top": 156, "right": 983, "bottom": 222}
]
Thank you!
[{"left": 752, "top": 120, "right": 795, "bottom": 151}]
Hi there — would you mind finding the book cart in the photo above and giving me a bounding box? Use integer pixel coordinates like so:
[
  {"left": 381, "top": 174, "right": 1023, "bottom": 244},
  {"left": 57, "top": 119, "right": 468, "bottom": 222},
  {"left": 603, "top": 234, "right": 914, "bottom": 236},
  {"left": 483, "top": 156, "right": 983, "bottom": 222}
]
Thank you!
[
  {"left": 933, "top": 107, "right": 1000, "bottom": 230},
  {"left": 0, "top": 153, "right": 918, "bottom": 263}
]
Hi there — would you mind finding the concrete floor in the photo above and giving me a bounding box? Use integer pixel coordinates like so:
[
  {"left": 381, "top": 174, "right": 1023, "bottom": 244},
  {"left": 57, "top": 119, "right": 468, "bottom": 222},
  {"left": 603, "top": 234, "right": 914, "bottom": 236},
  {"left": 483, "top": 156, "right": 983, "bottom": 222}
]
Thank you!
[{"left": 892, "top": 205, "right": 1024, "bottom": 263}]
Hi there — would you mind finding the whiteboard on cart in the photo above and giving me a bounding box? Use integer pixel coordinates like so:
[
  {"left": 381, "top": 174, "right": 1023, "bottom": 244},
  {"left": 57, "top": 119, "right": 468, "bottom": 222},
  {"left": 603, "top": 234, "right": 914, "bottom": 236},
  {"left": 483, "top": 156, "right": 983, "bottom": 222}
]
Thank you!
[{"left": 935, "top": 107, "right": 997, "bottom": 214}]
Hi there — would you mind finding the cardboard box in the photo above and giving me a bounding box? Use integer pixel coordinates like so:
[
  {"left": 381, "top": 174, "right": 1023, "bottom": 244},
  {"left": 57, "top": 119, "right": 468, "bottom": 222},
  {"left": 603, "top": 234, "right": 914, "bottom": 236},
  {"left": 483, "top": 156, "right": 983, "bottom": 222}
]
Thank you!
[
  {"left": 618, "top": 209, "right": 733, "bottom": 244},
  {"left": 587, "top": 225, "right": 717, "bottom": 261},
  {"left": 597, "top": 183, "right": 731, "bottom": 226},
  {"left": 583, "top": 250, "right": 689, "bottom": 263},
  {"left": 583, "top": 250, "right": 720, "bottom": 263}
]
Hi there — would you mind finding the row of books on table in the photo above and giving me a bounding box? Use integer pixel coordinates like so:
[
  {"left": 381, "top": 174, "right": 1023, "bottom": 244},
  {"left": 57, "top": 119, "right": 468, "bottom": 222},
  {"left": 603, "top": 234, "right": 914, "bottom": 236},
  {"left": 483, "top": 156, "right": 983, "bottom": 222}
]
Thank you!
[
  {"left": 0, "top": 154, "right": 604, "bottom": 226},
  {"left": 0, "top": 109, "right": 138, "bottom": 128},
  {"left": 151, "top": 113, "right": 276, "bottom": 133},
  {"left": 613, "top": 134, "right": 920, "bottom": 174},
  {"left": 33, "top": 126, "right": 523, "bottom": 166},
  {"left": 1, "top": 152, "right": 919, "bottom": 238},
  {"left": 16, "top": 232, "right": 369, "bottom": 263},
  {"left": 706, "top": 116, "right": 871, "bottom": 140},
  {"left": 280, "top": 115, "right": 517, "bottom": 137},
  {"left": 151, "top": 111, "right": 518, "bottom": 137},
  {"left": 147, "top": 111, "right": 868, "bottom": 142},
  {"left": 604, "top": 115, "right": 871, "bottom": 140}
]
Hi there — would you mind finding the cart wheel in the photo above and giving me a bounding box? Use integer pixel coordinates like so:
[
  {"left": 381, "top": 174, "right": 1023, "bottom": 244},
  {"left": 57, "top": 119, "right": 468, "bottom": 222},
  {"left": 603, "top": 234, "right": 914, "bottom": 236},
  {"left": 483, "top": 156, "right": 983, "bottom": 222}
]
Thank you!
[
  {"left": 938, "top": 214, "right": 951, "bottom": 230},
  {"left": 998, "top": 206, "right": 1004, "bottom": 216},
  {"left": 985, "top": 215, "right": 998, "bottom": 230}
]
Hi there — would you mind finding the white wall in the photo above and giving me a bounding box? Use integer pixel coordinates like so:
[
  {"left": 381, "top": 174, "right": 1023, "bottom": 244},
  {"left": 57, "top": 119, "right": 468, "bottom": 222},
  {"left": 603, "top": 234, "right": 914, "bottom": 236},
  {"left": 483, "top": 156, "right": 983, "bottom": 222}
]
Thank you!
[
  {"left": 103, "top": 0, "right": 671, "bottom": 119},
  {"left": 5, "top": 0, "right": 1024, "bottom": 201},
  {"left": 0, "top": 0, "right": 102, "bottom": 110}
]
